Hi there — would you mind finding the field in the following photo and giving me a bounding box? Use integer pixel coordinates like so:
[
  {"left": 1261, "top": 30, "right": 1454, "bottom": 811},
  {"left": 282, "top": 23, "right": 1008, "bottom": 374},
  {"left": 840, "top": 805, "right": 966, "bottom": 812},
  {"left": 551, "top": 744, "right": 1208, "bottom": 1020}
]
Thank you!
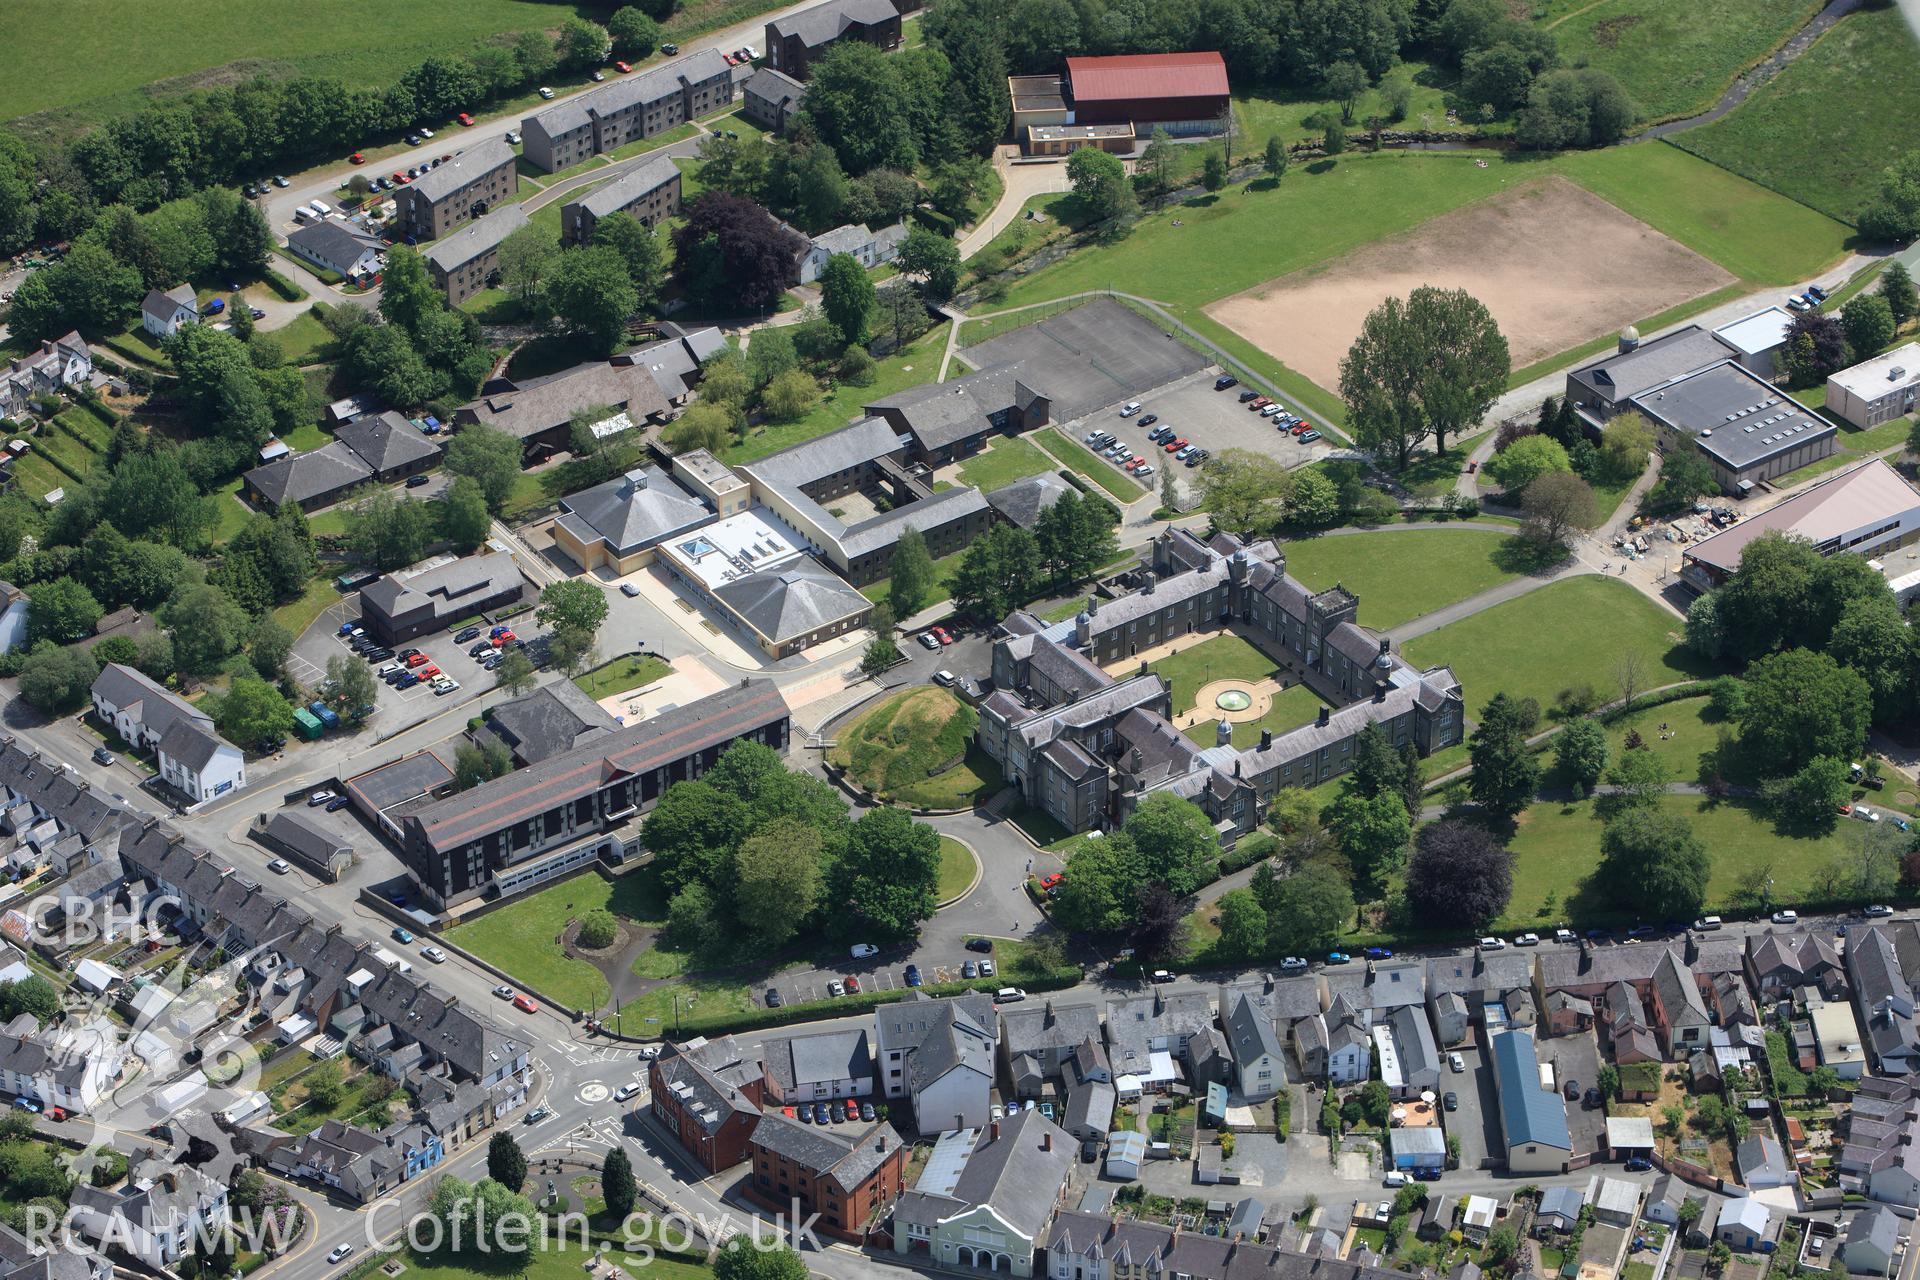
[
  {"left": 1282, "top": 528, "right": 1521, "bottom": 631},
  {"left": 828, "top": 686, "right": 1000, "bottom": 809},
  {"left": 1207, "top": 177, "right": 1733, "bottom": 392},
  {"left": 995, "top": 146, "right": 1847, "bottom": 324},
  {"left": 1546, "top": 0, "right": 1823, "bottom": 124},
  {"left": 393, "top": 1245, "right": 710, "bottom": 1280},
  {"left": 1401, "top": 575, "right": 1714, "bottom": 718},
  {"left": 1674, "top": 6, "right": 1920, "bottom": 226}
]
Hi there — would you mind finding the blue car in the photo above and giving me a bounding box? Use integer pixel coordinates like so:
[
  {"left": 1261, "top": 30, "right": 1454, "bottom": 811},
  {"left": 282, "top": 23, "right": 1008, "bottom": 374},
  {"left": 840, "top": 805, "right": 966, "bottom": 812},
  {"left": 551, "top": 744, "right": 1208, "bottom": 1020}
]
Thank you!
[
  {"left": 392, "top": 927, "right": 414, "bottom": 944},
  {"left": 1364, "top": 946, "right": 1393, "bottom": 960},
  {"left": 813, "top": 1102, "right": 831, "bottom": 1124},
  {"left": 796, "top": 1105, "right": 812, "bottom": 1124},
  {"left": 1326, "top": 951, "right": 1351, "bottom": 965},
  {"left": 904, "top": 964, "right": 922, "bottom": 987}
]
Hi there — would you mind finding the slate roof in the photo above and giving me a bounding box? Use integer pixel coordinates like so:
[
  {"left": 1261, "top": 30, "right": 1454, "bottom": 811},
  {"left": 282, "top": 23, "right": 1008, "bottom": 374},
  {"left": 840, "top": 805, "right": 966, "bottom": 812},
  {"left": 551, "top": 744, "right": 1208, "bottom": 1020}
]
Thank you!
[
  {"left": 361, "top": 551, "right": 523, "bottom": 633},
  {"left": 575, "top": 156, "right": 681, "bottom": 220},
  {"left": 335, "top": 411, "right": 445, "bottom": 474},
  {"left": 481, "top": 681, "right": 619, "bottom": 766},
  {"left": 1653, "top": 950, "right": 1710, "bottom": 1024},
  {"left": 1000, "top": 1000, "right": 1104, "bottom": 1060},
  {"left": 407, "top": 138, "right": 514, "bottom": 204},
  {"left": 141, "top": 285, "right": 194, "bottom": 323},
  {"left": 1063, "top": 1079, "right": 1114, "bottom": 1135},
  {"left": 743, "top": 66, "right": 806, "bottom": 109},
  {"left": 1222, "top": 990, "right": 1286, "bottom": 1067},
  {"left": 287, "top": 220, "right": 386, "bottom": 268},
  {"left": 764, "top": 1027, "right": 872, "bottom": 1092},
  {"left": 713, "top": 556, "right": 871, "bottom": 644},
  {"left": 423, "top": 204, "right": 529, "bottom": 274},
  {"left": 893, "top": 1108, "right": 1072, "bottom": 1239},
  {"left": 1105, "top": 989, "right": 1213, "bottom": 1074},
  {"left": 985, "top": 472, "right": 1072, "bottom": 530},
  {"left": 156, "top": 721, "right": 229, "bottom": 772},
  {"left": 461, "top": 360, "right": 675, "bottom": 441},
  {"left": 750, "top": 1110, "right": 901, "bottom": 1193},
  {"left": 768, "top": 0, "right": 900, "bottom": 47},
  {"left": 1045, "top": 1210, "right": 1428, "bottom": 1280},
  {"left": 1567, "top": 325, "right": 1735, "bottom": 405},
  {"left": 243, "top": 440, "right": 373, "bottom": 507},
  {"left": 254, "top": 810, "right": 352, "bottom": 862},
  {"left": 555, "top": 466, "right": 713, "bottom": 557},
  {"left": 405, "top": 681, "right": 790, "bottom": 855},
  {"left": 90, "top": 664, "right": 213, "bottom": 743},
  {"left": 1489, "top": 1029, "right": 1570, "bottom": 1152}
]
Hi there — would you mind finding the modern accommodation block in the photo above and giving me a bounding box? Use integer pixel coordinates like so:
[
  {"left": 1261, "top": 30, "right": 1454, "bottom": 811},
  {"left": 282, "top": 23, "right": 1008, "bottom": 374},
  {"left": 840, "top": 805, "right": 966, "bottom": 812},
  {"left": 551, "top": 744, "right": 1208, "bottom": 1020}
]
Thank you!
[
  {"left": 1827, "top": 343, "right": 1920, "bottom": 429},
  {"left": 765, "top": 0, "right": 906, "bottom": 78},
  {"left": 392, "top": 139, "right": 517, "bottom": 240},
  {"left": 520, "top": 51, "right": 734, "bottom": 173},
  {"left": 561, "top": 156, "right": 681, "bottom": 245},
  {"left": 423, "top": 205, "right": 529, "bottom": 307}
]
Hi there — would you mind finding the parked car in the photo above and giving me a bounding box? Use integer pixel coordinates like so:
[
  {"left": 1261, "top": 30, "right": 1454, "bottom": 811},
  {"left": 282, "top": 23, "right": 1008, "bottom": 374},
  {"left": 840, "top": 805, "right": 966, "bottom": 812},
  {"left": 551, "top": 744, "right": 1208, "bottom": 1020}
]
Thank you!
[
  {"left": 1298, "top": 429, "right": 1322, "bottom": 443},
  {"left": 493, "top": 985, "right": 515, "bottom": 1000},
  {"left": 1364, "top": 946, "right": 1393, "bottom": 959},
  {"left": 91, "top": 747, "right": 115, "bottom": 766},
  {"left": 1237, "top": 389, "right": 1259, "bottom": 402},
  {"left": 1118, "top": 401, "right": 1142, "bottom": 417},
  {"left": 512, "top": 994, "right": 538, "bottom": 1013},
  {"left": 457, "top": 112, "right": 474, "bottom": 126},
  {"left": 615, "top": 60, "right": 633, "bottom": 72},
  {"left": 506, "top": 130, "right": 522, "bottom": 145},
  {"left": 1443, "top": 1092, "right": 1458, "bottom": 1111},
  {"left": 1214, "top": 375, "right": 1238, "bottom": 390},
  {"left": 812, "top": 1102, "right": 830, "bottom": 1124},
  {"left": 1449, "top": 1052, "right": 1465, "bottom": 1073},
  {"left": 1138, "top": 413, "right": 1159, "bottom": 427},
  {"left": 524, "top": 1105, "right": 551, "bottom": 1125},
  {"left": 966, "top": 937, "right": 993, "bottom": 952},
  {"left": 420, "top": 945, "right": 447, "bottom": 963},
  {"left": 827, "top": 979, "right": 845, "bottom": 997},
  {"left": 1514, "top": 932, "right": 1540, "bottom": 946},
  {"left": 620, "top": 583, "right": 640, "bottom": 597},
  {"left": 765, "top": 988, "right": 783, "bottom": 1007},
  {"left": 1326, "top": 951, "right": 1351, "bottom": 964},
  {"left": 392, "top": 926, "right": 414, "bottom": 943},
  {"left": 851, "top": 943, "right": 879, "bottom": 959},
  {"left": 1772, "top": 909, "right": 1799, "bottom": 924},
  {"left": 327, "top": 796, "right": 349, "bottom": 811},
  {"left": 961, "top": 960, "right": 977, "bottom": 979},
  {"left": 904, "top": 964, "right": 922, "bottom": 987},
  {"left": 308, "top": 789, "right": 336, "bottom": 807},
  {"left": 660, "top": 42, "right": 679, "bottom": 54},
  {"left": 537, "top": 87, "right": 555, "bottom": 99},
  {"left": 1624, "top": 1157, "right": 1652, "bottom": 1172},
  {"left": 1865, "top": 904, "right": 1895, "bottom": 918},
  {"left": 995, "top": 987, "right": 1025, "bottom": 1002},
  {"left": 1279, "top": 956, "right": 1308, "bottom": 973},
  {"left": 267, "top": 859, "right": 291, "bottom": 875}
]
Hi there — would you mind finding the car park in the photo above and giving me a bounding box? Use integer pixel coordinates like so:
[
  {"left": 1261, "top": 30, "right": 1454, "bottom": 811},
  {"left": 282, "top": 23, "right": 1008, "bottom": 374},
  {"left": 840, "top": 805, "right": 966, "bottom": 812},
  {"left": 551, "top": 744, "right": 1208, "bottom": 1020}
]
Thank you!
[
  {"left": 812, "top": 1102, "right": 830, "bottom": 1123},
  {"left": 904, "top": 964, "right": 922, "bottom": 986},
  {"left": 1163, "top": 437, "right": 1187, "bottom": 452},
  {"left": 1186, "top": 449, "right": 1209, "bottom": 467},
  {"left": 1119, "top": 401, "right": 1142, "bottom": 417},
  {"left": 1237, "top": 389, "right": 1259, "bottom": 402},
  {"left": 961, "top": 960, "right": 977, "bottom": 979},
  {"left": 1298, "top": 429, "right": 1322, "bottom": 443},
  {"left": 979, "top": 959, "right": 995, "bottom": 976},
  {"left": 1247, "top": 396, "right": 1270, "bottom": 411},
  {"left": 1134, "top": 462, "right": 1155, "bottom": 478}
]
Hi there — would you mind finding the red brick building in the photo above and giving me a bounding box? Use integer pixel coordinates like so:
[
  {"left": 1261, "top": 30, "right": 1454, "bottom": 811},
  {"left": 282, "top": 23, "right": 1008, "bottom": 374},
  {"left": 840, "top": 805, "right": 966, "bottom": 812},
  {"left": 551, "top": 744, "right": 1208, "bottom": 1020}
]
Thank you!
[
  {"left": 648, "top": 1037, "right": 767, "bottom": 1174},
  {"left": 1064, "top": 52, "right": 1230, "bottom": 130},
  {"left": 745, "top": 1111, "right": 908, "bottom": 1242}
]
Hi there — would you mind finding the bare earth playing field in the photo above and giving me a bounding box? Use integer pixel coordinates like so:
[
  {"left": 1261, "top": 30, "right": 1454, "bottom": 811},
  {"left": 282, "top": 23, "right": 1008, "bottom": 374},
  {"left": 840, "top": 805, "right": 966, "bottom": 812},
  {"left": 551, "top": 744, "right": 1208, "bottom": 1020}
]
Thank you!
[{"left": 1203, "top": 176, "right": 1735, "bottom": 392}]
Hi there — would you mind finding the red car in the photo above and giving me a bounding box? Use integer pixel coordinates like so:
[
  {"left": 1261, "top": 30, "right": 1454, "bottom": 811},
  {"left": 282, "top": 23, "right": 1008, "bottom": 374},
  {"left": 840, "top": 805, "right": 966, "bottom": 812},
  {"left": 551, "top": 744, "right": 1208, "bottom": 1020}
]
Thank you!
[
  {"left": 1039, "top": 873, "right": 1063, "bottom": 890},
  {"left": 1289, "top": 422, "right": 1310, "bottom": 435},
  {"left": 45, "top": 1107, "right": 68, "bottom": 1123},
  {"left": 512, "top": 994, "right": 539, "bottom": 1013},
  {"left": 349, "top": 152, "right": 366, "bottom": 165},
  {"left": 932, "top": 625, "right": 953, "bottom": 645},
  {"left": 418, "top": 665, "right": 441, "bottom": 679},
  {"left": 844, "top": 975, "right": 862, "bottom": 994},
  {"left": 1164, "top": 437, "right": 1188, "bottom": 452},
  {"left": 405, "top": 653, "right": 428, "bottom": 667},
  {"left": 1247, "top": 396, "right": 1271, "bottom": 411},
  {"left": 392, "top": 172, "right": 411, "bottom": 184},
  {"left": 457, "top": 112, "right": 475, "bottom": 126},
  {"left": 615, "top": 60, "right": 633, "bottom": 73},
  {"left": 491, "top": 630, "right": 517, "bottom": 647}
]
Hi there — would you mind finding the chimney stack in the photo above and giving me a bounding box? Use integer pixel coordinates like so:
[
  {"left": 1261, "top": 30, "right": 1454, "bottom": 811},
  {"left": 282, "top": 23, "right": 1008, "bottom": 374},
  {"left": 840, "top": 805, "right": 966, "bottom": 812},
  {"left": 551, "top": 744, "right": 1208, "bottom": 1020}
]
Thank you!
[
  {"left": 990, "top": 1121, "right": 1000, "bottom": 1141},
  {"left": 1259, "top": 729, "right": 1272, "bottom": 751},
  {"left": 1042, "top": 1131, "right": 1051, "bottom": 1151},
  {"left": 1316, "top": 706, "right": 1329, "bottom": 727}
]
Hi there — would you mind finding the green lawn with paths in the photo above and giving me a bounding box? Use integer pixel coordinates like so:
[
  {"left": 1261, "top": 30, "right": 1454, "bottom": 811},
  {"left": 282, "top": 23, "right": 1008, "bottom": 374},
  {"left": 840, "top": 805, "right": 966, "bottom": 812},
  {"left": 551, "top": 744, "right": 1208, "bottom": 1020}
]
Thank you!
[
  {"left": 1281, "top": 529, "right": 1519, "bottom": 632},
  {"left": 392, "top": 1245, "right": 711, "bottom": 1280},
  {"left": 1674, "top": 6, "right": 1920, "bottom": 226},
  {"left": 1401, "top": 575, "right": 1715, "bottom": 720},
  {"left": 573, "top": 654, "right": 672, "bottom": 701},
  {"left": 956, "top": 437, "right": 1058, "bottom": 492},
  {"left": 444, "top": 871, "right": 666, "bottom": 1009},
  {"left": 828, "top": 686, "right": 1000, "bottom": 809},
  {"left": 721, "top": 324, "right": 950, "bottom": 465},
  {"left": 1546, "top": 0, "right": 1822, "bottom": 124},
  {"left": 1147, "top": 633, "right": 1278, "bottom": 712}
]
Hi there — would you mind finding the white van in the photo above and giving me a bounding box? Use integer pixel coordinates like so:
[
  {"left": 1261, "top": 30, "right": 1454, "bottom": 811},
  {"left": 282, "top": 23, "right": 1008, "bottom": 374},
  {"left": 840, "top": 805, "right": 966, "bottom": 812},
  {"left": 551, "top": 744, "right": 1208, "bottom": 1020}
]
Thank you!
[
  {"left": 309, "top": 199, "right": 333, "bottom": 218},
  {"left": 292, "top": 207, "right": 316, "bottom": 224},
  {"left": 1383, "top": 1172, "right": 1408, "bottom": 1188}
]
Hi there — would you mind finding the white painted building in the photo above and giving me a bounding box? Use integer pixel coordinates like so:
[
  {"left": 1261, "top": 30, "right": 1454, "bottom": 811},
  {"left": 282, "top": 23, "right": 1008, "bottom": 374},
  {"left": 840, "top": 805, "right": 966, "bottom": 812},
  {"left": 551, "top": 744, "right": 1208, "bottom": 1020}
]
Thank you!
[{"left": 1828, "top": 343, "right": 1920, "bottom": 429}]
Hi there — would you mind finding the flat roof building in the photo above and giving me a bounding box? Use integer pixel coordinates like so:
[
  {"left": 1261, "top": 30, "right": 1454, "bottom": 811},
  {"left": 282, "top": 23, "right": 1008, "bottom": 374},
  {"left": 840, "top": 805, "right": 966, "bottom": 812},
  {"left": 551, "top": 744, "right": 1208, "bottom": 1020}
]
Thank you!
[
  {"left": 1681, "top": 459, "right": 1920, "bottom": 590},
  {"left": 1633, "top": 359, "right": 1834, "bottom": 494},
  {"left": 1713, "top": 306, "right": 1796, "bottom": 380},
  {"left": 1827, "top": 342, "right": 1920, "bottom": 429},
  {"left": 655, "top": 509, "right": 873, "bottom": 658}
]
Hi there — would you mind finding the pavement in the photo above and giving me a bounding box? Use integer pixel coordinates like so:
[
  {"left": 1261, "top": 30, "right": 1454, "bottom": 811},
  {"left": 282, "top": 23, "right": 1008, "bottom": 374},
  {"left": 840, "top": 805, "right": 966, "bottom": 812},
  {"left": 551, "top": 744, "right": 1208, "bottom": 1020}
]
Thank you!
[{"left": 957, "top": 150, "right": 1074, "bottom": 261}]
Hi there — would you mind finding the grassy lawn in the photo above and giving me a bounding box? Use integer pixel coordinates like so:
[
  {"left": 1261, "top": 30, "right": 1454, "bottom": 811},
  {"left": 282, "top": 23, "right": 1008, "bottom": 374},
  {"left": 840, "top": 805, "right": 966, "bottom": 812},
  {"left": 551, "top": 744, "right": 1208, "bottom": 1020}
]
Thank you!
[
  {"left": 393, "top": 1245, "right": 710, "bottom": 1280},
  {"left": 271, "top": 575, "right": 343, "bottom": 643},
  {"left": 1674, "top": 6, "right": 1920, "bottom": 226},
  {"left": 996, "top": 146, "right": 1848, "bottom": 319},
  {"left": 937, "top": 836, "right": 978, "bottom": 901},
  {"left": 1496, "top": 792, "right": 1859, "bottom": 931},
  {"left": 272, "top": 309, "right": 336, "bottom": 366},
  {"left": 573, "top": 654, "right": 672, "bottom": 701},
  {"left": 956, "top": 437, "right": 1057, "bottom": 492},
  {"left": 828, "top": 686, "right": 1000, "bottom": 808},
  {"left": 1402, "top": 575, "right": 1714, "bottom": 719},
  {"left": 445, "top": 871, "right": 665, "bottom": 1009},
  {"left": 1148, "top": 633, "right": 1279, "bottom": 711},
  {"left": 212, "top": 478, "right": 257, "bottom": 544},
  {"left": 1282, "top": 529, "right": 1519, "bottom": 631},
  {"left": 1185, "top": 681, "right": 1326, "bottom": 751},
  {"left": 1033, "top": 428, "right": 1145, "bottom": 499},
  {"left": 1547, "top": 0, "right": 1822, "bottom": 123},
  {"left": 721, "top": 323, "right": 950, "bottom": 465}
]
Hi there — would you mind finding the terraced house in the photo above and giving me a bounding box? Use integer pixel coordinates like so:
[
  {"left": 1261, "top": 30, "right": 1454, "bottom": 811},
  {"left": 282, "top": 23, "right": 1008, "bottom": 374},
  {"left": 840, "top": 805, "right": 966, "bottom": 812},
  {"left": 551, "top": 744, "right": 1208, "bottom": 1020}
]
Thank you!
[
  {"left": 520, "top": 51, "right": 734, "bottom": 174},
  {"left": 392, "top": 139, "right": 518, "bottom": 240}
]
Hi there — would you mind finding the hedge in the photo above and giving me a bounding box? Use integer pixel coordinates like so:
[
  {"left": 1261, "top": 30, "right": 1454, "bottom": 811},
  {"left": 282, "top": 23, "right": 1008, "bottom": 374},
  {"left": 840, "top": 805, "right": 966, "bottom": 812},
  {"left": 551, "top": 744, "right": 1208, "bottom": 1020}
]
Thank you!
[
  {"left": 651, "top": 967, "right": 1083, "bottom": 1039},
  {"left": 264, "top": 270, "right": 308, "bottom": 303}
]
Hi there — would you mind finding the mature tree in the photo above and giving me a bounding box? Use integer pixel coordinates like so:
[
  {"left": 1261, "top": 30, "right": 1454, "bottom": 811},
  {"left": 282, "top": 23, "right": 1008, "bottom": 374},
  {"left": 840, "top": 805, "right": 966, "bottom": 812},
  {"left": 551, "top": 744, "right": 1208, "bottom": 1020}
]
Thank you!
[
  {"left": 1252, "top": 860, "right": 1355, "bottom": 954},
  {"left": 1263, "top": 135, "right": 1288, "bottom": 181},
  {"left": 899, "top": 226, "right": 961, "bottom": 302},
  {"left": 607, "top": 6, "right": 660, "bottom": 54},
  {"left": 1323, "top": 790, "right": 1411, "bottom": 897},
  {"left": 602, "top": 1146, "right": 637, "bottom": 1220},
  {"left": 0, "top": 977, "right": 58, "bottom": 1028},
  {"left": 1598, "top": 411, "right": 1654, "bottom": 483},
  {"left": 248, "top": 618, "right": 293, "bottom": 681},
  {"left": 734, "top": 818, "right": 824, "bottom": 945},
  {"left": 556, "top": 17, "right": 612, "bottom": 67},
  {"left": 1599, "top": 807, "right": 1709, "bottom": 918},
  {"left": 1348, "top": 723, "right": 1422, "bottom": 817},
  {"left": 761, "top": 367, "right": 820, "bottom": 422},
  {"left": 746, "top": 327, "right": 798, "bottom": 393},
  {"left": 1215, "top": 889, "right": 1268, "bottom": 960},
  {"left": 887, "top": 527, "right": 934, "bottom": 618},
  {"left": 1879, "top": 261, "right": 1917, "bottom": 329},
  {"left": 498, "top": 223, "right": 558, "bottom": 312},
  {"left": 1404, "top": 821, "right": 1511, "bottom": 927},
  {"left": 486, "top": 1133, "right": 527, "bottom": 1193},
  {"left": 1763, "top": 756, "right": 1851, "bottom": 829},
  {"left": 1340, "top": 287, "right": 1509, "bottom": 469},
  {"left": 1713, "top": 533, "right": 1890, "bottom": 658},
  {"left": 1138, "top": 129, "right": 1177, "bottom": 197},
  {"left": 2, "top": 240, "right": 144, "bottom": 341},
  {"left": 324, "top": 655, "right": 380, "bottom": 724},
  {"left": 105, "top": 449, "right": 216, "bottom": 548},
  {"left": 1202, "top": 150, "right": 1228, "bottom": 192},
  {"left": 216, "top": 677, "right": 294, "bottom": 747},
  {"left": 547, "top": 244, "right": 638, "bottom": 354},
  {"left": 26, "top": 577, "right": 103, "bottom": 647},
  {"left": 663, "top": 403, "right": 735, "bottom": 455},
  {"left": 1035, "top": 488, "right": 1117, "bottom": 584},
  {"left": 1461, "top": 43, "right": 1536, "bottom": 113},
  {"left": 1843, "top": 294, "right": 1896, "bottom": 359},
  {"left": 1198, "top": 449, "right": 1293, "bottom": 533},
  {"left": 442, "top": 476, "right": 492, "bottom": 554},
  {"left": 1779, "top": 310, "right": 1852, "bottom": 388},
  {"left": 1129, "top": 882, "right": 1190, "bottom": 961},
  {"left": 445, "top": 424, "right": 524, "bottom": 514},
  {"left": 342, "top": 486, "right": 435, "bottom": 573},
  {"left": 1521, "top": 472, "right": 1599, "bottom": 553},
  {"left": 642, "top": 780, "right": 749, "bottom": 894},
  {"left": 951, "top": 522, "right": 1041, "bottom": 620},
  {"left": 163, "top": 583, "right": 250, "bottom": 677},
  {"left": 1486, "top": 433, "right": 1570, "bottom": 494},
  {"left": 672, "top": 192, "right": 808, "bottom": 313},
  {"left": 1124, "top": 793, "right": 1219, "bottom": 896},
  {"left": 455, "top": 740, "right": 514, "bottom": 791},
  {"left": 18, "top": 644, "right": 100, "bottom": 713},
  {"left": 801, "top": 43, "right": 919, "bottom": 175},
  {"left": 1555, "top": 717, "right": 1608, "bottom": 794},
  {"left": 1469, "top": 692, "right": 1541, "bottom": 820},
  {"left": 834, "top": 805, "right": 942, "bottom": 939},
  {"left": 1065, "top": 147, "right": 1135, "bottom": 224},
  {"left": 1287, "top": 469, "right": 1340, "bottom": 525},
  {"left": 714, "top": 1240, "right": 809, "bottom": 1280},
  {"left": 1650, "top": 450, "right": 1716, "bottom": 512},
  {"left": 1516, "top": 68, "right": 1635, "bottom": 148},
  {"left": 1324, "top": 60, "right": 1370, "bottom": 123},
  {"left": 1605, "top": 746, "right": 1672, "bottom": 811},
  {"left": 1736, "top": 648, "right": 1872, "bottom": 777},
  {"left": 1829, "top": 595, "right": 1917, "bottom": 724},
  {"left": 538, "top": 579, "right": 609, "bottom": 645},
  {"left": 1859, "top": 149, "right": 1920, "bottom": 243},
  {"left": 494, "top": 648, "right": 536, "bottom": 696},
  {"left": 817, "top": 253, "right": 875, "bottom": 348},
  {"left": 1053, "top": 831, "right": 1145, "bottom": 935}
]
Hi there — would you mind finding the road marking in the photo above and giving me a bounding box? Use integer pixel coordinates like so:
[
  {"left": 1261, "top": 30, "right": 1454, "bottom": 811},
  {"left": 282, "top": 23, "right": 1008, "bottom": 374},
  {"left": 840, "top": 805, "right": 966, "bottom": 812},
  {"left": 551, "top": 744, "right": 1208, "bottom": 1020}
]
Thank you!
[{"left": 580, "top": 1083, "right": 610, "bottom": 1103}]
